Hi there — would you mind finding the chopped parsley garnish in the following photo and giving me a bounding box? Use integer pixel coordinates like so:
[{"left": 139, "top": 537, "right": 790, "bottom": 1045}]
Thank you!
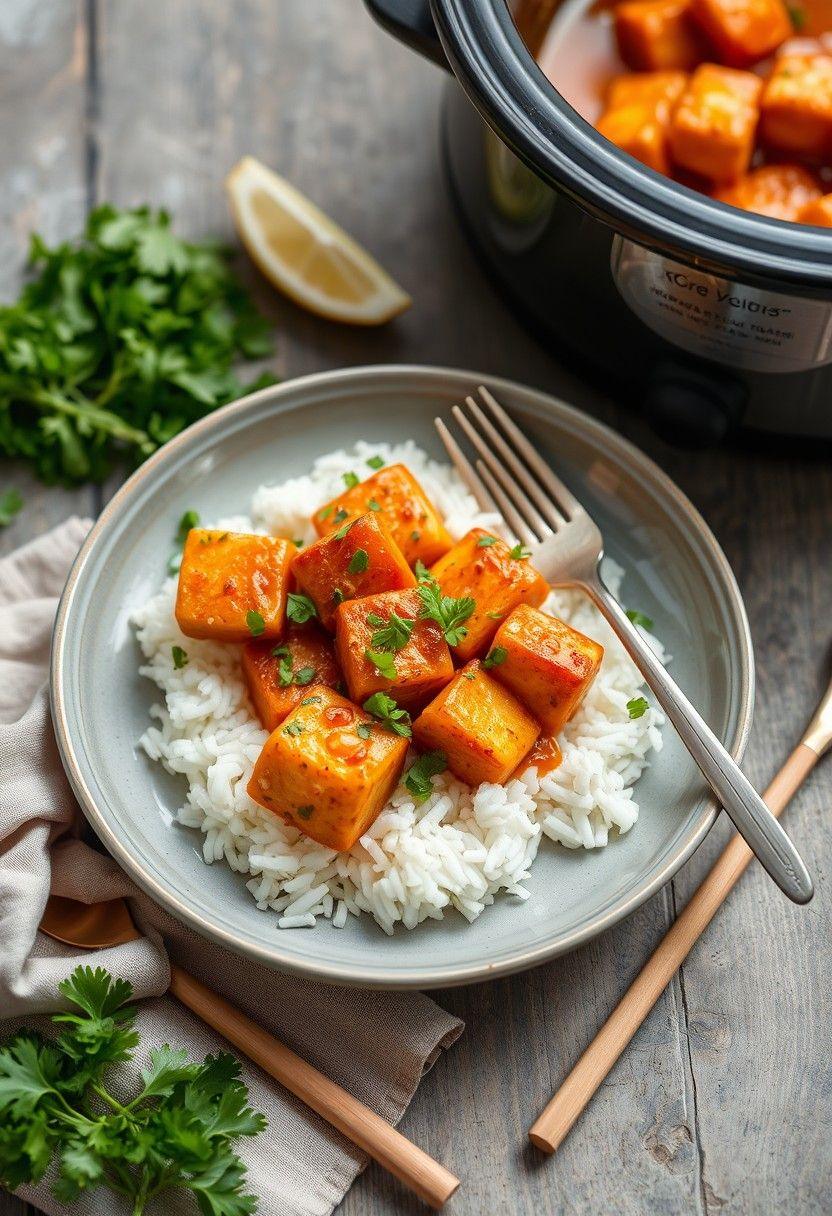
[
  {"left": 319, "top": 504, "right": 335, "bottom": 520},
  {"left": 626, "top": 609, "right": 654, "bottom": 631},
  {"left": 476, "top": 535, "right": 498, "bottom": 548},
  {"left": 333, "top": 518, "right": 355, "bottom": 540},
  {"left": 283, "top": 721, "right": 305, "bottom": 736},
  {"left": 0, "top": 965, "right": 265, "bottom": 1214},
  {"left": 246, "top": 609, "right": 265, "bottom": 636},
  {"left": 171, "top": 645, "right": 188, "bottom": 669},
  {"left": 296, "top": 804, "right": 314, "bottom": 819},
  {"left": 333, "top": 507, "right": 350, "bottom": 524},
  {"left": 366, "top": 455, "right": 385, "bottom": 469},
  {"left": 343, "top": 471, "right": 360, "bottom": 489},
  {"left": 293, "top": 666, "right": 316, "bottom": 686},
  {"left": 482, "top": 646, "right": 507, "bottom": 669},
  {"left": 292, "top": 537, "right": 304, "bottom": 548},
  {"left": 509, "top": 542, "right": 531, "bottom": 560},
  {"left": 417, "top": 581, "right": 475, "bottom": 647},
  {"left": 405, "top": 750, "right": 447, "bottom": 802},
  {"left": 363, "top": 692, "right": 412, "bottom": 737},
  {"left": 347, "top": 548, "right": 369, "bottom": 575},
  {"left": 287, "top": 592, "right": 317, "bottom": 624},
  {"left": 627, "top": 696, "right": 649, "bottom": 720},
  {"left": 788, "top": 4, "right": 806, "bottom": 28},
  {"left": 277, "top": 653, "right": 294, "bottom": 686},
  {"left": 367, "top": 498, "right": 381, "bottom": 512},
  {"left": 168, "top": 509, "right": 200, "bottom": 573},
  {"left": 369, "top": 611, "right": 415, "bottom": 653},
  {"left": 365, "top": 648, "right": 397, "bottom": 680},
  {"left": 300, "top": 695, "right": 322, "bottom": 706},
  {"left": 463, "top": 670, "right": 477, "bottom": 680},
  {"left": 271, "top": 644, "right": 290, "bottom": 657},
  {"left": 486, "top": 610, "right": 504, "bottom": 620},
  {"left": 356, "top": 722, "right": 373, "bottom": 739},
  {"left": 410, "top": 530, "right": 420, "bottom": 542},
  {"left": 414, "top": 559, "right": 433, "bottom": 584},
  {"left": 0, "top": 489, "right": 23, "bottom": 527},
  {"left": 332, "top": 588, "right": 345, "bottom": 605}
]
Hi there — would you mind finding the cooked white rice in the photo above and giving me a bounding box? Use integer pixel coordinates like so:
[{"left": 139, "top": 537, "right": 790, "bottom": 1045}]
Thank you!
[{"left": 134, "top": 441, "right": 666, "bottom": 934}]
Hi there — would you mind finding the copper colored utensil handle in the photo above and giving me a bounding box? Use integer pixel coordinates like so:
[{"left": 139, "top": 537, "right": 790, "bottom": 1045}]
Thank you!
[
  {"left": 528, "top": 742, "right": 818, "bottom": 1155},
  {"left": 168, "top": 965, "right": 459, "bottom": 1209}
]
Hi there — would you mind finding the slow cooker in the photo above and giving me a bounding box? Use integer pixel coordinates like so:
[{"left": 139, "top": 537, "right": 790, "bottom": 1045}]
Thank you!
[{"left": 365, "top": 0, "right": 832, "bottom": 443}]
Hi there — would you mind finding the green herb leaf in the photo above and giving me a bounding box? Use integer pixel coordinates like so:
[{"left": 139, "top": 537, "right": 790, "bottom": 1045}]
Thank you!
[
  {"left": 175, "top": 510, "right": 200, "bottom": 544},
  {"left": 277, "top": 654, "right": 294, "bottom": 686},
  {"left": 283, "top": 721, "right": 305, "bottom": 737},
  {"left": 482, "top": 646, "right": 507, "bottom": 669},
  {"left": 362, "top": 691, "right": 412, "bottom": 737},
  {"left": 342, "top": 471, "right": 359, "bottom": 489},
  {"left": 627, "top": 696, "right": 649, "bottom": 719},
  {"left": 410, "top": 530, "right": 420, "bottom": 542},
  {"left": 414, "top": 560, "right": 434, "bottom": 584},
  {"left": 333, "top": 518, "right": 355, "bottom": 540},
  {"left": 417, "top": 581, "right": 476, "bottom": 647},
  {"left": 626, "top": 609, "right": 655, "bottom": 631},
  {"left": 509, "top": 542, "right": 531, "bottom": 560},
  {"left": 246, "top": 610, "right": 265, "bottom": 637},
  {"left": 293, "top": 666, "right": 316, "bottom": 686},
  {"left": 356, "top": 722, "right": 373, "bottom": 739},
  {"left": 332, "top": 588, "right": 345, "bottom": 605},
  {"left": 347, "top": 548, "right": 369, "bottom": 575},
  {"left": 405, "top": 750, "right": 447, "bottom": 802},
  {"left": 485, "top": 610, "right": 504, "bottom": 620},
  {"left": 370, "top": 611, "right": 415, "bottom": 653},
  {"left": 287, "top": 592, "right": 317, "bottom": 624},
  {"left": 366, "top": 455, "right": 385, "bottom": 469},
  {"left": 0, "top": 489, "right": 23, "bottom": 527},
  {"left": 300, "top": 695, "right": 322, "bottom": 706},
  {"left": 319, "top": 504, "right": 334, "bottom": 521},
  {"left": 296, "top": 805, "right": 314, "bottom": 820},
  {"left": 0, "top": 206, "right": 274, "bottom": 487},
  {"left": 367, "top": 498, "right": 381, "bottom": 512},
  {"left": 788, "top": 3, "right": 806, "bottom": 28},
  {"left": 476, "top": 535, "right": 498, "bottom": 548},
  {"left": 172, "top": 645, "right": 189, "bottom": 670},
  {"left": 292, "top": 538, "right": 304, "bottom": 548},
  {"left": 364, "top": 648, "right": 397, "bottom": 681}
]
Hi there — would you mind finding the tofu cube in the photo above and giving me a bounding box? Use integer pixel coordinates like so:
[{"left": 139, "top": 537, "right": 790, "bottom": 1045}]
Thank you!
[
  {"left": 668, "top": 64, "right": 762, "bottom": 181},
  {"left": 490, "top": 605, "right": 604, "bottom": 736},
  {"left": 760, "top": 53, "right": 832, "bottom": 156},
  {"left": 247, "top": 685, "right": 409, "bottom": 851},
  {"left": 597, "top": 71, "right": 689, "bottom": 172},
  {"left": 615, "top": 0, "right": 706, "bottom": 70},
  {"left": 334, "top": 587, "right": 454, "bottom": 712},
  {"left": 428, "top": 529, "right": 549, "bottom": 663},
  {"left": 242, "top": 624, "right": 342, "bottom": 731},
  {"left": 412, "top": 661, "right": 540, "bottom": 787},
  {"left": 690, "top": 0, "right": 792, "bottom": 66},
  {"left": 714, "top": 162, "right": 822, "bottom": 219},
  {"left": 797, "top": 192, "right": 832, "bottom": 226},
  {"left": 175, "top": 528, "right": 294, "bottom": 642},
  {"left": 292, "top": 512, "right": 416, "bottom": 631},
  {"left": 313, "top": 463, "right": 453, "bottom": 567}
]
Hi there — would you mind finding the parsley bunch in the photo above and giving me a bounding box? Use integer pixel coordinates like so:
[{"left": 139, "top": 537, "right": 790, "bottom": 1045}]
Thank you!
[
  {"left": 0, "top": 966, "right": 266, "bottom": 1215},
  {"left": 0, "top": 206, "right": 274, "bottom": 485}
]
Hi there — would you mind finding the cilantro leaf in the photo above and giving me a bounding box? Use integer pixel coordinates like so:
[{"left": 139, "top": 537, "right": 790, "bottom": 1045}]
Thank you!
[
  {"left": 508, "top": 542, "right": 531, "bottom": 560},
  {"left": 363, "top": 692, "right": 412, "bottom": 737},
  {"left": 366, "top": 455, "right": 385, "bottom": 469},
  {"left": 482, "top": 646, "right": 507, "bottom": 669},
  {"left": 342, "top": 471, "right": 359, "bottom": 489},
  {"left": 347, "top": 548, "right": 369, "bottom": 575},
  {"left": 627, "top": 696, "right": 649, "bottom": 719},
  {"left": 626, "top": 609, "right": 654, "bottom": 631},
  {"left": 417, "top": 581, "right": 475, "bottom": 647},
  {"left": 172, "top": 645, "right": 189, "bottom": 670},
  {"left": 246, "top": 610, "right": 265, "bottom": 637},
  {"left": 369, "top": 610, "right": 414, "bottom": 653},
  {"left": 286, "top": 592, "right": 317, "bottom": 624},
  {"left": 405, "top": 751, "right": 447, "bottom": 802},
  {"left": 365, "top": 648, "right": 397, "bottom": 681}
]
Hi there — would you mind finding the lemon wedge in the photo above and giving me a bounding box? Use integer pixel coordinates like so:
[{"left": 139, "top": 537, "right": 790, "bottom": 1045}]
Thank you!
[{"left": 226, "top": 157, "right": 411, "bottom": 326}]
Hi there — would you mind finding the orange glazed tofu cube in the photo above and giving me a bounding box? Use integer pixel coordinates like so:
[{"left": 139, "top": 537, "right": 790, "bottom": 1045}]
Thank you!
[
  {"left": 247, "top": 686, "right": 408, "bottom": 852},
  {"left": 760, "top": 54, "right": 832, "bottom": 156},
  {"left": 797, "top": 193, "right": 832, "bottom": 226},
  {"left": 242, "top": 624, "right": 342, "bottom": 731},
  {"left": 714, "top": 163, "right": 821, "bottom": 219},
  {"left": 175, "top": 529, "right": 294, "bottom": 642},
  {"left": 412, "top": 662, "right": 539, "bottom": 787},
  {"left": 597, "top": 71, "right": 688, "bottom": 174},
  {"left": 615, "top": 0, "right": 706, "bottom": 70},
  {"left": 291, "top": 512, "right": 416, "bottom": 631},
  {"left": 668, "top": 64, "right": 762, "bottom": 181},
  {"left": 490, "top": 606, "right": 604, "bottom": 736},
  {"left": 428, "top": 529, "right": 549, "bottom": 663},
  {"left": 313, "top": 464, "right": 453, "bottom": 567},
  {"left": 690, "top": 0, "right": 792, "bottom": 65},
  {"left": 334, "top": 587, "right": 454, "bottom": 712}
]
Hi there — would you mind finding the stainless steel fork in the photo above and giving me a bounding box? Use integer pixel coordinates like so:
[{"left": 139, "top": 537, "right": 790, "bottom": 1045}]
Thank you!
[{"left": 435, "top": 385, "right": 813, "bottom": 905}]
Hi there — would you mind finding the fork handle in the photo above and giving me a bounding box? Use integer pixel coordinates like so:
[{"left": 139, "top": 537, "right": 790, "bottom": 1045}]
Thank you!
[{"left": 585, "top": 572, "right": 814, "bottom": 905}]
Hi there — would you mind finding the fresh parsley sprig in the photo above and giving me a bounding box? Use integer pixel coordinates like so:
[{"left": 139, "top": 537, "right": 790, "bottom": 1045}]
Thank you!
[
  {"left": 0, "top": 965, "right": 265, "bottom": 1215},
  {"left": 0, "top": 206, "right": 275, "bottom": 486},
  {"left": 367, "top": 610, "right": 414, "bottom": 653},
  {"left": 417, "top": 580, "right": 475, "bottom": 647}
]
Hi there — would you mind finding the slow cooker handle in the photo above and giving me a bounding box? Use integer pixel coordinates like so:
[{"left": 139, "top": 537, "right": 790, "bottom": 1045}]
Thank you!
[{"left": 363, "top": 0, "right": 449, "bottom": 68}]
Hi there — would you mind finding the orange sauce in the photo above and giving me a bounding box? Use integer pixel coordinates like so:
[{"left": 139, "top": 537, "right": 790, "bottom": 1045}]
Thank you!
[
  {"left": 512, "top": 734, "right": 563, "bottom": 779},
  {"left": 325, "top": 730, "right": 368, "bottom": 765}
]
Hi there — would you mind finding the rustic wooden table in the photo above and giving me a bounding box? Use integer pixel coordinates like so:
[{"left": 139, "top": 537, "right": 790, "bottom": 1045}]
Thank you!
[{"left": 2, "top": 2, "right": 830, "bottom": 1214}]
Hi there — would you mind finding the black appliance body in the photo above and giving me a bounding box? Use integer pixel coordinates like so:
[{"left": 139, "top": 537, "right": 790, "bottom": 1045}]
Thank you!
[{"left": 366, "top": 0, "right": 832, "bottom": 443}]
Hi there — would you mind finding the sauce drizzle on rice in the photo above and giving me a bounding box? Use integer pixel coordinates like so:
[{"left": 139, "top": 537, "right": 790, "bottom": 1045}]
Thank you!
[{"left": 133, "top": 441, "right": 666, "bottom": 935}]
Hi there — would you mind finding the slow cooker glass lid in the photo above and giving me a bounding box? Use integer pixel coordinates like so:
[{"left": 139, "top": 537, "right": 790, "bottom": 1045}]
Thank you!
[{"left": 430, "top": 0, "right": 832, "bottom": 289}]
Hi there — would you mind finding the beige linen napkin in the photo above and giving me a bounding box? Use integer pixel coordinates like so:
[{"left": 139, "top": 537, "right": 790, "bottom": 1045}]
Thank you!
[{"left": 0, "top": 518, "right": 463, "bottom": 1216}]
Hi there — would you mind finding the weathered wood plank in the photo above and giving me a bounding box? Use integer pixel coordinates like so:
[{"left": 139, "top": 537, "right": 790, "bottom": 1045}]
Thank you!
[{"left": 0, "top": 0, "right": 95, "bottom": 561}]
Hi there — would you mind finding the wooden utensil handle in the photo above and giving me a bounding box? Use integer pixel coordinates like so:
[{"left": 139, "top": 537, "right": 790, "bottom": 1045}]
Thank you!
[
  {"left": 529, "top": 742, "right": 818, "bottom": 1154},
  {"left": 168, "top": 965, "right": 459, "bottom": 1209}
]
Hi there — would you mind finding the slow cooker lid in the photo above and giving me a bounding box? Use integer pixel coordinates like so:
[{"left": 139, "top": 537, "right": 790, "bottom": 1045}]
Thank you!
[{"left": 430, "top": 0, "right": 832, "bottom": 291}]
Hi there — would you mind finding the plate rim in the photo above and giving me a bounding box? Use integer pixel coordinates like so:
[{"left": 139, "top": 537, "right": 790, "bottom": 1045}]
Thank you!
[{"left": 50, "top": 364, "right": 754, "bottom": 988}]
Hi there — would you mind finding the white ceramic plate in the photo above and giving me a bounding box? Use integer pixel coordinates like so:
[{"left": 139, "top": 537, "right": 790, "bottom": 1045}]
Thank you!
[{"left": 51, "top": 366, "right": 753, "bottom": 988}]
